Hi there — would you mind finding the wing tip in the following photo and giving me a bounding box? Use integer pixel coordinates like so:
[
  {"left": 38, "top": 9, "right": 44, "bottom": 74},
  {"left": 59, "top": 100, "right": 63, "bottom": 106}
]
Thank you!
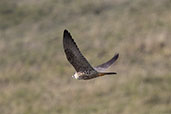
[
  {"left": 113, "top": 53, "right": 119, "bottom": 61},
  {"left": 64, "top": 29, "right": 68, "bottom": 33},
  {"left": 63, "top": 29, "right": 71, "bottom": 38}
]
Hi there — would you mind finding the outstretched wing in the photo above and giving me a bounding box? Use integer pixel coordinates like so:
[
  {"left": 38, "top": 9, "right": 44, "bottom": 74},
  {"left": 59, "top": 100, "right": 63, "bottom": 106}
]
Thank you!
[
  {"left": 63, "top": 29, "right": 95, "bottom": 72},
  {"left": 94, "top": 53, "right": 119, "bottom": 71}
]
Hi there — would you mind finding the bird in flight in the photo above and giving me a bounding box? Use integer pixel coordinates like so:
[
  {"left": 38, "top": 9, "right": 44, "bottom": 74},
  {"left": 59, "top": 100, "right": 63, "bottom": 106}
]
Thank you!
[{"left": 63, "top": 29, "right": 119, "bottom": 80}]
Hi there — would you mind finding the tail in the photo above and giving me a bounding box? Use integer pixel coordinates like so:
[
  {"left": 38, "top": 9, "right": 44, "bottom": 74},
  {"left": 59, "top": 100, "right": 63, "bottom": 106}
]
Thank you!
[{"left": 98, "top": 72, "right": 117, "bottom": 76}]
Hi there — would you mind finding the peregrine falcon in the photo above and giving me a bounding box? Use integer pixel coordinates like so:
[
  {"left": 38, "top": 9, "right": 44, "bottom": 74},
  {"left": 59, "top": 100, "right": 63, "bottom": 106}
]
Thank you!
[{"left": 63, "top": 29, "right": 119, "bottom": 80}]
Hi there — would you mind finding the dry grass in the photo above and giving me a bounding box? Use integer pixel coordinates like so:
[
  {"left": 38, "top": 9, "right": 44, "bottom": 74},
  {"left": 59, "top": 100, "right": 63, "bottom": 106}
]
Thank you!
[{"left": 0, "top": 0, "right": 171, "bottom": 114}]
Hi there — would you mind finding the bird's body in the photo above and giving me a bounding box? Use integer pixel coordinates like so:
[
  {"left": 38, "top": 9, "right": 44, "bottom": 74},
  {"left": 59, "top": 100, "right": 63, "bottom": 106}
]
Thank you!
[
  {"left": 63, "top": 29, "right": 119, "bottom": 80},
  {"left": 73, "top": 71, "right": 117, "bottom": 80},
  {"left": 72, "top": 71, "right": 98, "bottom": 80}
]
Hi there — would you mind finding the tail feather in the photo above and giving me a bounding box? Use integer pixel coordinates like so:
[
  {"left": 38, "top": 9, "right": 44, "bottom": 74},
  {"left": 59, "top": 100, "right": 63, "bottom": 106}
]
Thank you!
[{"left": 98, "top": 72, "right": 117, "bottom": 76}]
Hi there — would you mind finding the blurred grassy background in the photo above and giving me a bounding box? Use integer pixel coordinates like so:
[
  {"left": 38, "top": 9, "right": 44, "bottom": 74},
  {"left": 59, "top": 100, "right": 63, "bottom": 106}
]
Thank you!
[{"left": 0, "top": 0, "right": 171, "bottom": 114}]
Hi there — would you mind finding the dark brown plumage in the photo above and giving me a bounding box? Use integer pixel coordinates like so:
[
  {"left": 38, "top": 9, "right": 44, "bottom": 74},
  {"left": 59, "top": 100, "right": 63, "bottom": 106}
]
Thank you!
[{"left": 63, "top": 29, "right": 119, "bottom": 80}]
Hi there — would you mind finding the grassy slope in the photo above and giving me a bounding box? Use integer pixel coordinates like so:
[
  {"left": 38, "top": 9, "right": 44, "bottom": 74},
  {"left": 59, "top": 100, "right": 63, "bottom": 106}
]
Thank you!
[{"left": 0, "top": 0, "right": 171, "bottom": 114}]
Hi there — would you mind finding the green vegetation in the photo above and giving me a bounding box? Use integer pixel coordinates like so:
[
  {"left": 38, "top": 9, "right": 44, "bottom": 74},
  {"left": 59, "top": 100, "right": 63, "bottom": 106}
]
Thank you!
[{"left": 0, "top": 0, "right": 171, "bottom": 114}]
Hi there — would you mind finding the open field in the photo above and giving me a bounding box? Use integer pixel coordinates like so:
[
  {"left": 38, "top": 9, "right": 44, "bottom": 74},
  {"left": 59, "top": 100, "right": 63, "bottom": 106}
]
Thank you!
[{"left": 0, "top": 0, "right": 171, "bottom": 114}]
